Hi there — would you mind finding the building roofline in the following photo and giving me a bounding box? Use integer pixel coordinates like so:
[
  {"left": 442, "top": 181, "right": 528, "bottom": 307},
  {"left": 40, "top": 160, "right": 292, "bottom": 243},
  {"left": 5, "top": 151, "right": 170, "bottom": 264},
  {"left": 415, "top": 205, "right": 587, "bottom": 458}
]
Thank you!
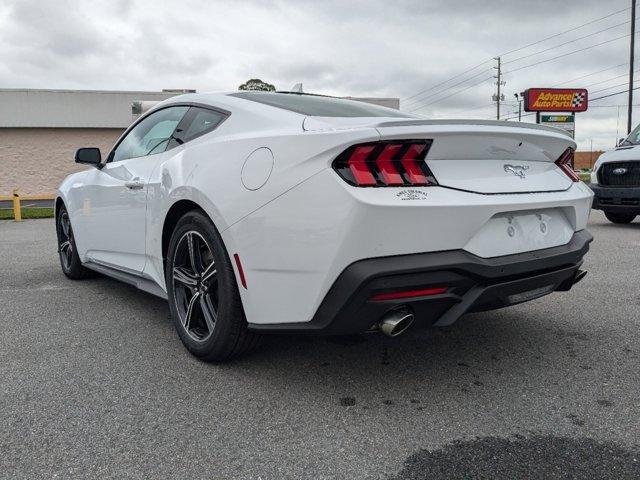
[{"left": 0, "top": 87, "right": 192, "bottom": 95}]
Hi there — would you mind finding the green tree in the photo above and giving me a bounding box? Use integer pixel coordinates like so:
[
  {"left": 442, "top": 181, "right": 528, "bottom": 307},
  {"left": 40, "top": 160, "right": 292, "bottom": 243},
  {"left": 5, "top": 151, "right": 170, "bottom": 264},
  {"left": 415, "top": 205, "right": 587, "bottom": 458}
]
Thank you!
[{"left": 238, "top": 78, "right": 276, "bottom": 92}]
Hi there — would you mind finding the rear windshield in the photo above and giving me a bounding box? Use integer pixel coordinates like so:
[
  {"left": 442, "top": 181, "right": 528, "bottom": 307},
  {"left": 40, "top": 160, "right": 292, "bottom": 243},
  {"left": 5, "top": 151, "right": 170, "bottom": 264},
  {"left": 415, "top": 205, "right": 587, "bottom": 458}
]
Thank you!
[{"left": 230, "top": 92, "right": 412, "bottom": 118}]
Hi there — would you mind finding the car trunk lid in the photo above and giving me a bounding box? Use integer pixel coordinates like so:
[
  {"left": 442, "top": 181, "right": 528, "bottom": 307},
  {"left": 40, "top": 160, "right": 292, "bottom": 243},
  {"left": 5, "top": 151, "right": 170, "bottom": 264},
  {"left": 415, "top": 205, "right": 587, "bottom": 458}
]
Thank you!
[
  {"left": 305, "top": 117, "right": 576, "bottom": 194},
  {"left": 375, "top": 120, "right": 575, "bottom": 194}
]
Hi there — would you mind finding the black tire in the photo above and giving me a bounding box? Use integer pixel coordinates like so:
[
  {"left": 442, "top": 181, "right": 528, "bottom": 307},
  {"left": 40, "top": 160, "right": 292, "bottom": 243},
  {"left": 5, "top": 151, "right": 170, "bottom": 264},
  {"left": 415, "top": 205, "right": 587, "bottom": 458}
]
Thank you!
[
  {"left": 56, "top": 205, "right": 95, "bottom": 279},
  {"left": 165, "top": 210, "right": 259, "bottom": 362},
  {"left": 604, "top": 212, "right": 636, "bottom": 224}
]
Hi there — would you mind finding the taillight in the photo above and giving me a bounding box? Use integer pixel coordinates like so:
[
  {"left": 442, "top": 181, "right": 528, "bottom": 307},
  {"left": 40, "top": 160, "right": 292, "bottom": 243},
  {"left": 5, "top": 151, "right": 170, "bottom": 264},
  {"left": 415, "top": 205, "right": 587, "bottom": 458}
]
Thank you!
[
  {"left": 332, "top": 140, "right": 437, "bottom": 187},
  {"left": 555, "top": 148, "right": 580, "bottom": 182}
]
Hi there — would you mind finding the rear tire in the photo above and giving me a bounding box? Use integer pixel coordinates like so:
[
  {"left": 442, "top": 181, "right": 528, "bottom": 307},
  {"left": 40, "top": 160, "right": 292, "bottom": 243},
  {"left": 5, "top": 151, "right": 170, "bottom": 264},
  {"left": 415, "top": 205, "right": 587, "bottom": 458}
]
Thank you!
[
  {"left": 165, "top": 210, "right": 259, "bottom": 362},
  {"left": 56, "top": 205, "right": 95, "bottom": 279},
  {"left": 604, "top": 212, "right": 636, "bottom": 224}
]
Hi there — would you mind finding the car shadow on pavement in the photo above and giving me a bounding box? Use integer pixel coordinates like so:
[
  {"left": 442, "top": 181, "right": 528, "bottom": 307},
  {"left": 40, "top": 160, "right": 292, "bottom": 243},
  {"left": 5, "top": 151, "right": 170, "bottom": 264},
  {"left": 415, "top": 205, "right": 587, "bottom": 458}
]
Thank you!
[
  {"left": 219, "top": 306, "right": 592, "bottom": 409},
  {"left": 90, "top": 272, "right": 601, "bottom": 411}
]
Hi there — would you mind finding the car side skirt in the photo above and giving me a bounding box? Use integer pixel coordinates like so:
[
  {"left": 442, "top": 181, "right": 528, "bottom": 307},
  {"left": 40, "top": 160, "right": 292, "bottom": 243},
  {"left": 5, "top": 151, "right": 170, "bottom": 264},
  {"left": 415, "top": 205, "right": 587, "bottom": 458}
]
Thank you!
[{"left": 84, "top": 260, "right": 168, "bottom": 300}]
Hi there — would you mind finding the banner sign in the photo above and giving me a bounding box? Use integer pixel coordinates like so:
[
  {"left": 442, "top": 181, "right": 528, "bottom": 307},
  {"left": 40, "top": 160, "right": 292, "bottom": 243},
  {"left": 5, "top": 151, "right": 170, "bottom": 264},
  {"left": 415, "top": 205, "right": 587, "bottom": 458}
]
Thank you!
[
  {"left": 540, "top": 114, "right": 575, "bottom": 138},
  {"left": 524, "top": 88, "right": 588, "bottom": 112},
  {"left": 540, "top": 114, "right": 574, "bottom": 123}
]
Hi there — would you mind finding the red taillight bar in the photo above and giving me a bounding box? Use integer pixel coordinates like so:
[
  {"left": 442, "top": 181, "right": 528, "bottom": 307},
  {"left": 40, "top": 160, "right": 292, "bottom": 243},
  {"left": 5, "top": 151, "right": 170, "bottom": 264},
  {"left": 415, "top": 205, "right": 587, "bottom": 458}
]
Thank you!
[
  {"left": 555, "top": 148, "right": 580, "bottom": 182},
  {"left": 347, "top": 146, "right": 377, "bottom": 186},
  {"left": 375, "top": 144, "right": 404, "bottom": 185},
  {"left": 401, "top": 144, "right": 429, "bottom": 185},
  {"left": 370, "top": 287, "right": 448, "bottom": 302},
  {"left": 333, "top": 140, "right": 437, "bottom": 187}
]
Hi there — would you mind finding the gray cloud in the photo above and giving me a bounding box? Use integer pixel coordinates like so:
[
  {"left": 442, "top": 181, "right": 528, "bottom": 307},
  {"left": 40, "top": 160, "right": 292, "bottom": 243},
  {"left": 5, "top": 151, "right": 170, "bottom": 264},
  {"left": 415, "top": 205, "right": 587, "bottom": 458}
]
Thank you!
[{"left": 0, "top": 0, "right": 634, "bottom": 149}]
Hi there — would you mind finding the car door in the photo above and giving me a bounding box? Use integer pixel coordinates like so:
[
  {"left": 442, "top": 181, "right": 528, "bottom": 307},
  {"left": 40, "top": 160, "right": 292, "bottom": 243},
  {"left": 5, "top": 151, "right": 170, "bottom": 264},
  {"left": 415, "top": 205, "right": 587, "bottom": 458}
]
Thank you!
[{"left": 78, "top": 105, "right": 189, "bottom": 274}]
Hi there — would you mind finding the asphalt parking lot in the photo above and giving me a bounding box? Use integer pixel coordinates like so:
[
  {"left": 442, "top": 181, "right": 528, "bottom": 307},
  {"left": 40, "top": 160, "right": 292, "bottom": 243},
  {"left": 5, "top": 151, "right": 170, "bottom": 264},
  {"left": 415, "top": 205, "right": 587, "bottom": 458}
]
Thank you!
[{"left": 1, "top": 211, "right": 639, "bottom": 479}]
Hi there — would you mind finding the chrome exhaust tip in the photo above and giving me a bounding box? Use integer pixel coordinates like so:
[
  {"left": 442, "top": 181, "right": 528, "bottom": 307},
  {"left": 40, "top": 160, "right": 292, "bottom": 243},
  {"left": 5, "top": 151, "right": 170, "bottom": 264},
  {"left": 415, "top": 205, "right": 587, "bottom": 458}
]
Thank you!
[
  {"left": 379, "top": 309, "right": 414, "bottom": 338},
  {"left": 573, "top": 269, "right": 588, "bottom": 285}
]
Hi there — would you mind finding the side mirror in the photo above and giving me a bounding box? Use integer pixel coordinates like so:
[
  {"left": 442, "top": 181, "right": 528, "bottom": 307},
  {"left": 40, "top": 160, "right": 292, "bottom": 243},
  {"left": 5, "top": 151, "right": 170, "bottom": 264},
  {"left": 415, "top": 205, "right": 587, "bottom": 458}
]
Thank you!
[
  {"left": 618, "top": 138, "right": 626, "bottom": 147},
  {"left": 75, "top": 147, "right": 102, "bottom": 167}
]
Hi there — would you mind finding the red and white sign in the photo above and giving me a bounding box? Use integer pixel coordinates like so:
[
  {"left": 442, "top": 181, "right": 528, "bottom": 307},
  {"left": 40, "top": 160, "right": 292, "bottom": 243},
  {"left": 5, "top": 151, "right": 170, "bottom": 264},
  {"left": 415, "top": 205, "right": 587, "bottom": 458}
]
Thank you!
[{"left": 524, "top": 88, "right": 588, "bottom": 112}]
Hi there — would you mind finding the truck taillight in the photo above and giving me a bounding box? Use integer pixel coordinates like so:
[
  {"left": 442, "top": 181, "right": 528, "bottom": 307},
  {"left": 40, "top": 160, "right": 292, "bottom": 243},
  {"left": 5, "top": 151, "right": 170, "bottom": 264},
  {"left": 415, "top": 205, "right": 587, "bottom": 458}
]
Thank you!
[
  {"left": 332, "top": 140, "right": 437, "bottom": 187},
  {"left": 555, "top": 148, "right": 580, "bottom": 182}
]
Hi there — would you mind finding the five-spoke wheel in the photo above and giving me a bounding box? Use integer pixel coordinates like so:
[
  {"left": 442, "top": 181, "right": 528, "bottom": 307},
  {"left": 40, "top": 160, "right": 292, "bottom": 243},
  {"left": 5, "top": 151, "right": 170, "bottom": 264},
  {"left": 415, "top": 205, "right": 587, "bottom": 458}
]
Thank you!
[
  {"left": 171, "top": 231, "right": 219, "bottom": 342},
  {"left": 166, "top": 210, "right": 259, "bottom": 361}
]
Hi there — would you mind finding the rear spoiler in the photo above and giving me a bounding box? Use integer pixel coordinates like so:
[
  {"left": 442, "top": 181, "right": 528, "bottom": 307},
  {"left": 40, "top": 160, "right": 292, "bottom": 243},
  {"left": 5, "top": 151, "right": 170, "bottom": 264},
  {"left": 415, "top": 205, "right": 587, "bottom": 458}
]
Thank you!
[{"left": 375, "top": 119, "right": 573, "bottom": 137}]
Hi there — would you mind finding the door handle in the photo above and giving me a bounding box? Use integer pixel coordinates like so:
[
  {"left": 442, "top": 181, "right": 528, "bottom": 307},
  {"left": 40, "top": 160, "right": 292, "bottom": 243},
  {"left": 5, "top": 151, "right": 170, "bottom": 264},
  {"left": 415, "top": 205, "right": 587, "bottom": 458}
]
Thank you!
[{"left": 124, "top": 178, "right": 145, "bottom": 190}]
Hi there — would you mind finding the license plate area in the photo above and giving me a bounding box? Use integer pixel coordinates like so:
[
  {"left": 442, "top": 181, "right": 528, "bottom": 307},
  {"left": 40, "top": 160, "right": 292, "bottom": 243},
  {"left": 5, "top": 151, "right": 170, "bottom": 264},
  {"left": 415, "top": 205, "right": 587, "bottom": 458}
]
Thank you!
[{"left": 464, "top": 208, "right": 574, "bottom": 258}]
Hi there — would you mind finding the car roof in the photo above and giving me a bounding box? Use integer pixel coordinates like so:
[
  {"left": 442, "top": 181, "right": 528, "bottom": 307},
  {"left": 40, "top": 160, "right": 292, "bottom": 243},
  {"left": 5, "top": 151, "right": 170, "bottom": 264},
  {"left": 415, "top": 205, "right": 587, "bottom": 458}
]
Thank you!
[{"left": 158, "top": 91, "right": 413, "bottom": 120}]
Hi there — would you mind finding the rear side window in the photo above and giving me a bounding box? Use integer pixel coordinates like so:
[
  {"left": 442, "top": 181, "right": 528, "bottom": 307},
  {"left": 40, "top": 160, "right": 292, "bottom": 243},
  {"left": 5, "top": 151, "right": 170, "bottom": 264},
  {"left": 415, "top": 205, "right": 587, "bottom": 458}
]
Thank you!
[
  {"left": 230, "top": 92, "right": 411, "bottom": 118},
  {"left": 180, "top": 107, "right": 227, "bottom": 142}
]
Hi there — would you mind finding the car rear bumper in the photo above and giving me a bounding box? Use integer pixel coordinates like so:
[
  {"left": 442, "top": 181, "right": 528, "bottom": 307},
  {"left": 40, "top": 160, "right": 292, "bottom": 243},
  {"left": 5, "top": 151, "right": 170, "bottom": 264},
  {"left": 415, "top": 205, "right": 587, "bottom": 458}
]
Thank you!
[
  {"left": 590, "top": 183, "right": 640, "bottom": 213},
  {"left": 247, "top": 229, "right": 593, "bottom": 335}
]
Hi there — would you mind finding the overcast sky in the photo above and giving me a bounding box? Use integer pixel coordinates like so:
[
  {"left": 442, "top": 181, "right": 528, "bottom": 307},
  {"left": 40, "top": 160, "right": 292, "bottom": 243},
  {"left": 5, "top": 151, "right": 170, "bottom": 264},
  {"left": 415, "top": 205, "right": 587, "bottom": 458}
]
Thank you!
[{"left": 0, "top": 0, "right": 636, "bottom": 150}]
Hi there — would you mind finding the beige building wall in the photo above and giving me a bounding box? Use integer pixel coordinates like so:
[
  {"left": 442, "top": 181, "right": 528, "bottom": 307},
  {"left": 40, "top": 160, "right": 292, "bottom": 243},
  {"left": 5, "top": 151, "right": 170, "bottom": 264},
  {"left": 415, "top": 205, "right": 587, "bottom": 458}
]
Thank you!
[{"left": 0, "top": 127, "right": 125, "bottom": 195}]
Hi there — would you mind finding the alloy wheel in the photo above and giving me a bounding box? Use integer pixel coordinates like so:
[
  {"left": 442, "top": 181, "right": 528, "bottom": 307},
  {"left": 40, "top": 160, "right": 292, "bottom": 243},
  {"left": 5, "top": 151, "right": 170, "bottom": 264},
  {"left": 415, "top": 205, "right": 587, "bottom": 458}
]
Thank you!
[
  {"left": 58, "top": 211, "right": 74, "bottom": 271},
  {"left": 171, "top": 231, "right": 219, "bottom": 342}
]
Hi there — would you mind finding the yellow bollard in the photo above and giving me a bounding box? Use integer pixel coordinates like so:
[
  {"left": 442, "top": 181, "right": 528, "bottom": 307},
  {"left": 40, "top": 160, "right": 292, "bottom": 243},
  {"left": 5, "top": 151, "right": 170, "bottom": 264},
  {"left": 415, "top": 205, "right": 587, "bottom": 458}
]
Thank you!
[{"left": 12, "top": 188, "right": 21, "bottom": 222}]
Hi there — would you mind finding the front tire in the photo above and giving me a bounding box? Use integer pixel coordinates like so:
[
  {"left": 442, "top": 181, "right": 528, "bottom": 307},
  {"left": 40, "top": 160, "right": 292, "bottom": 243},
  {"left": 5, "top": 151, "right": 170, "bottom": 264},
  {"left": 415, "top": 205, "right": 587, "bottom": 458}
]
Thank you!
[
  {"left": 165, "top": 210, "right": 259, "bottom": 362},
  {"left": 604, "top": 212, "right": 636, "bottom": 224},
  {"left": 56, "top": 205, "right": 94, "bottom": 279}
]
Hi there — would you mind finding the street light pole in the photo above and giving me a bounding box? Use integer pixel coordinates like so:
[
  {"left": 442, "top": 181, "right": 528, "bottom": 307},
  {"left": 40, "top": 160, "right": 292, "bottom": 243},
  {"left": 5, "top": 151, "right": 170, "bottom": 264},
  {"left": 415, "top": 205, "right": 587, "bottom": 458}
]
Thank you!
[
  {"left": 628, "top": 0, "right": 636, "bottom": 134},
  {"left": 514, "top": 93, "right": 523, "bottom": 121}
]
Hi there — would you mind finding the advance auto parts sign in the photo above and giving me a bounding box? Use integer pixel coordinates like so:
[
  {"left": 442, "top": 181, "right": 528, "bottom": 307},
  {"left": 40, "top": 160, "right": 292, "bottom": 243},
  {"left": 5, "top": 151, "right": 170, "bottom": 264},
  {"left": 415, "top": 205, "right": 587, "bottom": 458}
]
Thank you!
[{"left": 524, "top": 88, "right": 588, "bottom": 112}]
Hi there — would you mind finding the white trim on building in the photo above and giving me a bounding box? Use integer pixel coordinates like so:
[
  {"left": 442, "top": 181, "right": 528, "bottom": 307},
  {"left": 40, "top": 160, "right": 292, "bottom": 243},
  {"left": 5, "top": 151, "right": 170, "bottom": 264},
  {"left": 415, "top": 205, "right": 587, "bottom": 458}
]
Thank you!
[{"left": 0, "top": 88, "right": 190, "bottom": 128}]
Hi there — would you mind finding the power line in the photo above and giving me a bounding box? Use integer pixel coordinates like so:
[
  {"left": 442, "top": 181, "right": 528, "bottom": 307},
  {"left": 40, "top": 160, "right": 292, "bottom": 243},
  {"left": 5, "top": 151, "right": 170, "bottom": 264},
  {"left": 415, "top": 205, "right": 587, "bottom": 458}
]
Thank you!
[
  {"left": 591, "top": 85, "right": 640, "bottom": 102},
  {"left": 574, "top": 68, "right": 639, "bottom": 89},
  {"left": 590, "top": 79, "right": 639, "bottom": 95},
  {"left": 505, "top": 32, "right": 632, "bottom": 74},
  {"left": 500, "top": 105, "right": 638, "bottom": 121},
  {"left": 502, "top": 112, "right": 536, "bottom": 121},
  {"left": 499, "top": 93, "right": 640, "bottom": 121},
  {"left": 408, "top": 76, "right": 494, "bottom": 112},
  {"left": 401, "top": 59, "right": 493, "bottom": 102},
  {"left": 503, "top": 20, "right": 631, "bottom": 66},
  {"left": 412, "top": 33, "right": 632, "bottom": 113},
  {"left": 587, "top": 103, "right": 640, "bottom": 107},
  {"left": 551, "top": 63, "right": 628, "bottom": 87},
  {"left": 402, "top": 66, "right": 494, "bottom": 109},
  {"left": 401, "top": 7, "right": 632, "bottom": 111},
  {"left": 498, "top": 7, "right": 630, "bottom": 57}
]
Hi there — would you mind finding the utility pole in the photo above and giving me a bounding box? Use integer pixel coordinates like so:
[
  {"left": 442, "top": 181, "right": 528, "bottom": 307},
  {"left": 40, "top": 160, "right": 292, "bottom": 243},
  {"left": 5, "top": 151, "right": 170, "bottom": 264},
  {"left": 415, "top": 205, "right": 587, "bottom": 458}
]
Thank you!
[
  {"left": 628, "top": 0, "right": 636, "bottom": 134},
  {"left": 493, "top": 57, "right": 503, "bottom": 120}
]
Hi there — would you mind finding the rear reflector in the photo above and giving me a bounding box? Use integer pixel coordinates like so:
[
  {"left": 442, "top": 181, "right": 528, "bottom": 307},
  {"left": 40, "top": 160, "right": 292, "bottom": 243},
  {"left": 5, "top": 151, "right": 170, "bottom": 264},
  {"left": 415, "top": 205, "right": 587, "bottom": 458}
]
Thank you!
[
  {"left": 333, "top": 140, "right": 437, "bottom": 187},
  {"left": 555, "top": 148, "right": 580, "bottom": 182},
  {"left": 233, "top": 253, "right": 247, "bottom": 289},
  {"left": 370, "top": 287, "right": 448, "bottom": 301}
]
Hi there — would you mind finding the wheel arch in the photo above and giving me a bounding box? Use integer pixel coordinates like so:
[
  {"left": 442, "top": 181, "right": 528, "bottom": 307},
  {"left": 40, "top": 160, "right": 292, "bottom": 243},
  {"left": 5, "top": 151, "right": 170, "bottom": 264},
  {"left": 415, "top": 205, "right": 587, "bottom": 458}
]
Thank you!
[
  {"left": 162, "top": 199, "right": 206, "bottom": 263},
  {"left": 55, "top": 196, "right": 65, "bottom": 220}
]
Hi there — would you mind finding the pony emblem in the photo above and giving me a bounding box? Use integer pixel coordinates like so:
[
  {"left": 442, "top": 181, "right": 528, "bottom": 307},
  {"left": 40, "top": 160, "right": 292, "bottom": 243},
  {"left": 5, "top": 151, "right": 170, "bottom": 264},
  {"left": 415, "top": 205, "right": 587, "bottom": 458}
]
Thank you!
[{"left": 503, "top": 164, "right": 529, "bottom": 179}]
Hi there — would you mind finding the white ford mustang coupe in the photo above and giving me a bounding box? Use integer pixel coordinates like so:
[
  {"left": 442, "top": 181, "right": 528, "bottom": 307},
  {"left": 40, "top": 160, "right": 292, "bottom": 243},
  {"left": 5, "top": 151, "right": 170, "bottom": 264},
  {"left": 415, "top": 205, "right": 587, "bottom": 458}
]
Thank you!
[{"left": 56, "top": 92, "right": 593, "bottom": 361}]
